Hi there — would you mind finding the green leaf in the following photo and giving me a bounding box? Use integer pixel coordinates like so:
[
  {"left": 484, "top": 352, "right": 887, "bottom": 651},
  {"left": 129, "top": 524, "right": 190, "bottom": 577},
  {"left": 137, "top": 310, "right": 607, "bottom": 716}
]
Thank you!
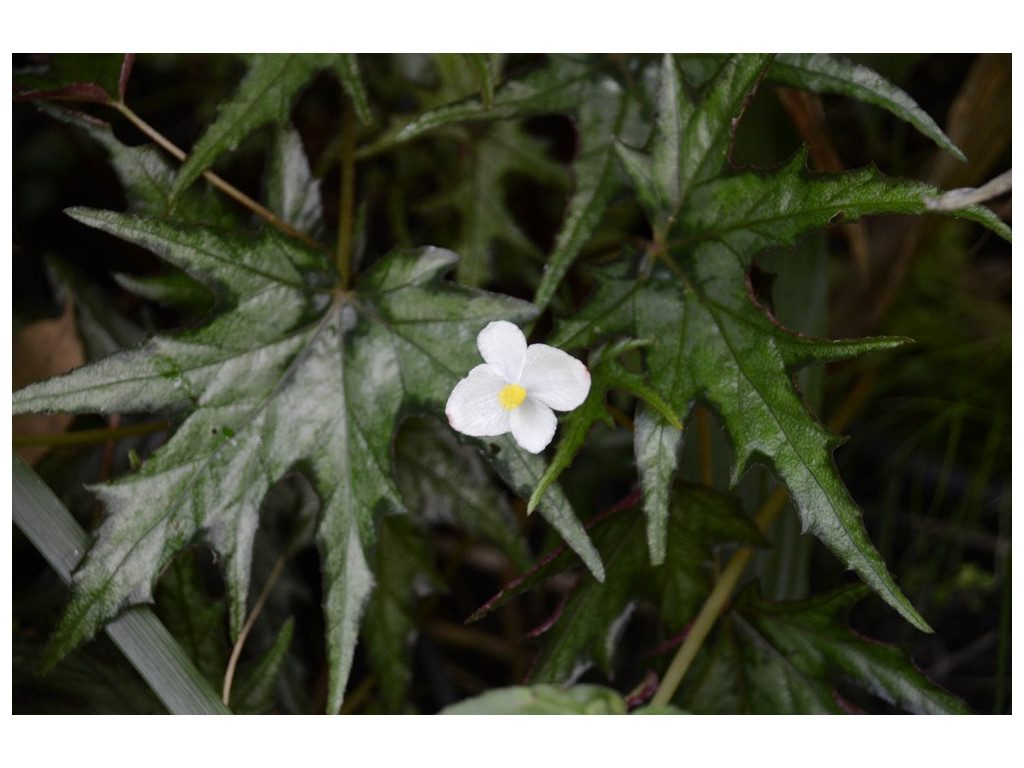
[
  {"left": 676, "top": 53, "right": 966, "bottom": 162},
  {"left": 361, "top": 54, "right": 651, "bottom": 309},
  {"left": 113, "top": 270, "right": 214, "bottom": 317},
  {"left": 419, "top": 120, "right": 564, "bottom": 286},
  {"left": 441, "top": 683, "right": 627, "bottom": 714},
  {"left": 532, "top": 68, "right": 648, "bottom": 313},
  {"left": 441, "top": 682, "right": 689, "bottom": 714},
  {"left": 395, "top": 417, "right": 531, "bottom": 571},
  {"left": 154, "top": 551, "right": 230, "bottom": 690},
  {"left": 357, "top": 54, "right": 647, "bottom": 308},
  {"left": 633, "top": 408, "right": 684, "bottom": 565},
  {"left": 485, "top": 433, "right": 605, "bottom": 582},
  {"left": 525, "top": 485, "right": 763, "bottom": 684},
  {"left": 12, "top": 211, "right": 541, "bottom": 712},
  {"left": 358, "top": 55, "right": 599, "bottom": 158},
  {"left": 649, "top": 53, "right": 772, "bottom": 226},
  {"left": 464, "top": 53, "right": 497, "bottom": 110},
  {"left": 264, "top": 126, "right": 324, "bottom": 238},
  {"left": 334, "top": 54, "right": 372, "bottom": 125},
  {"left": 676, "top": 583, "right": 970, "bottom": 714},
  {"left": 616, "top": 54, "right": 772, "bottom": 238},
  {"left": 769, "top": 53, "right": 967, "bottom": 162},
  {"left": 154, "top": 543, "right": 294, "bottom": 714},
  {"left": 526, "top": 365, "right": 614, "bottom": 516},
  {"left": 553, "top": 254, "right": 925, "bottom": 630},
  {"left": 38, "top": 103, "right": 235, "bottom": 226},
  {"left": 681, "top": 148, "right": 1012, "bottom": 248},
  {"left": 172, "top": 53, "right": 336, "bottom": 200},
  {"left": 14, "top": 53, "right": 130, "bottom": 104},
  {"left": 363, "top": 514, "right": 441, "bottom": 713},
  {"left": 526, "top": 341, "right": 679, "bottom": 516},
  {"left": 562, "top": 137, "right": 1011, "bottom": 628}
]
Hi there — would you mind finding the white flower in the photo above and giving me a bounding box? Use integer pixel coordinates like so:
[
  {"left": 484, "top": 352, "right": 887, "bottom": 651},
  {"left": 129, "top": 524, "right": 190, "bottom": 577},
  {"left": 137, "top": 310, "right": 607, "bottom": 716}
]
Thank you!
[{"left": 446, "top": 320, "right": 591, "bottom": 453}]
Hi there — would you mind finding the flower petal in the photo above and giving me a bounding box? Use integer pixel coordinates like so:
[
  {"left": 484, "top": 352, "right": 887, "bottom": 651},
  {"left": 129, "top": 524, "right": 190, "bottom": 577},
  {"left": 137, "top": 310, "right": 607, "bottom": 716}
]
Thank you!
[
  {"left": 477, "top": 320, "right": 527, "bottom": 383},
  {"left": 509, "top": 397, "right": 557, "bottom": 453},
  {"left": 445, "top": 365, "right": 511, "bottom": 437},
  {"left": 520, "top": 344, "right": 591, "bottom": 411}
]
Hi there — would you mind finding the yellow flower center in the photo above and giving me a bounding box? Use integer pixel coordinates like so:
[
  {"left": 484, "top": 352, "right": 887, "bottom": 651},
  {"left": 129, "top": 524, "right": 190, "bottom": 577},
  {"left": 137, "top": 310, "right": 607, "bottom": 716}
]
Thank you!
[{"left": 498, "top": 384, "right": 528, "bottom": 411}]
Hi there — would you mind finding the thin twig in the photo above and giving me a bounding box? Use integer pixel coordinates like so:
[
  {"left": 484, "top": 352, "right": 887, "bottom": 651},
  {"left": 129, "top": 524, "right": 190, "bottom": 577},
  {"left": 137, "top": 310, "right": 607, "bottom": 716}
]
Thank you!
[
  {"left": 222, "top": 555, "right": 288, "bottom": 707},
  {"left": 110, "top": 101, "right": 325, "bottom": 252}
]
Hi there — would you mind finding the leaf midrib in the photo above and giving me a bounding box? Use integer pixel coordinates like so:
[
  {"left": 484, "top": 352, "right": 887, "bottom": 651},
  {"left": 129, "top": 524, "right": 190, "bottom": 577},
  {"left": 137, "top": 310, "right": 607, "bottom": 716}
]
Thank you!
[
  {"left": 673, "top": 180, "right": 928, "bottom": 248},
  {"left": 694, "top": 281, "right": 899, "bottom": 606}
]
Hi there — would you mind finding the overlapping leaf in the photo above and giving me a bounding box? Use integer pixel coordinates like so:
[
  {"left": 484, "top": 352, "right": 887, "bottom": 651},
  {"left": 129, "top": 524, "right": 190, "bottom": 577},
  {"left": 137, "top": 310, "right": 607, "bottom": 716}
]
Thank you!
[
  {"left": 676, "top": 583, "right": 969, "bottom": 714},
  {"left": 419, "top": 120, "right": 565, "bottom": 286},
  {"left": 615, "top": 54, "right": 773, "bottom": 232},
  {"left": 530, "top": 63, "right": 649, "bottom": 313},
  {"left": 472, "top": 485, "right": 764, "bottom": 684},
  {"left": 14, "top": 53, "right": 132, "bottom": 104},
  {"left": 552, "top": 55, "right": 1011, "bottom": 631},
  {"left": 357, "top": 55, "right": 598, "bottom": 157},
  {"left": 11, "top": 212, "right": 545, "bottom": 712},
  {"left": 768, "top": 53, "right": 966, "bottom": 161},
  {"left": 359, "top": 55, "right": 650, "bottom": 308},
  {"left": 527, "top": 340, "right": 680, "bottom": 514},
  {"left": 15, "top": 53, "right": 1008, "bottom": 715},
  {"left": 42, "top": 103, "right": 236, "bottom": 227},
  {"left": 550, "top": 251, "right": 915, "bottom": 624},
  {"left": 395, "top": 417, "right": 531, "bottom": 571},
  {"left": 15, "top": 100, "right": 605, "bottom": 707},
  {"left": 155, "top": 550, "right": 295, "bottom": 714},
  {"left": 171, "top": 53, "right": 369, "bottom": 200},
  {"left": 673, "top": 53, "right": 966, "bottom": 161}
]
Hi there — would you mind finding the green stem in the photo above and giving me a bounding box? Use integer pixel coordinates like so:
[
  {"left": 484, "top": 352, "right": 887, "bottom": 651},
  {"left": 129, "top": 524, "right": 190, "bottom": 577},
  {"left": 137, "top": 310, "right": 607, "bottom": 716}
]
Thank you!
[
  {"left": 651, "top": 487, "right": 788, "bottom": 707},
  {"left": 336, "top": 99, "right": 357, "bottom": 288},
  {"left": 110, "top": 101, "right": 324, "bottom": 252},
  {"left": 650, "top": 369, "right": 879, "bottom": 707},
  {"left": 13, "top": 420, "right": 169, "bottom": 447}
]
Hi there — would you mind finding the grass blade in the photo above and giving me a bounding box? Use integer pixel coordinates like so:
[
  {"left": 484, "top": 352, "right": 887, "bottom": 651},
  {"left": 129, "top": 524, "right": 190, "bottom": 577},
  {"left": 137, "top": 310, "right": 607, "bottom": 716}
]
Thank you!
[{"left": 13, "top": 454, "right": 231, "bottom": 715}]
